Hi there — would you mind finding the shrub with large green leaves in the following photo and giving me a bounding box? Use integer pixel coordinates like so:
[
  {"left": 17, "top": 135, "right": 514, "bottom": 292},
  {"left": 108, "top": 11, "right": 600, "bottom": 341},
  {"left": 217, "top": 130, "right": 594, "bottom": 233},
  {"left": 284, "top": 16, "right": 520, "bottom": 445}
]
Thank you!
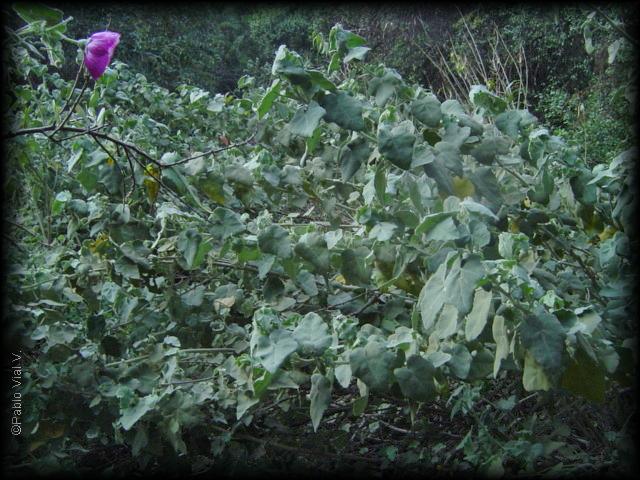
[{"left": 4, "top": 7, "right": 635, "bottom": 475}]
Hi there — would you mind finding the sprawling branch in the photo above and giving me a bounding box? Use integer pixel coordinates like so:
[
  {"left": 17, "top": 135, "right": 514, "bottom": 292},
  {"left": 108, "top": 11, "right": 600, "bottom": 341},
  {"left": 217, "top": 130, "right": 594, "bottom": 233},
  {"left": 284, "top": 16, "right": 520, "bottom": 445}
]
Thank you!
[{"left": 4, "top": 123, "right": 257, "bottom": 170}]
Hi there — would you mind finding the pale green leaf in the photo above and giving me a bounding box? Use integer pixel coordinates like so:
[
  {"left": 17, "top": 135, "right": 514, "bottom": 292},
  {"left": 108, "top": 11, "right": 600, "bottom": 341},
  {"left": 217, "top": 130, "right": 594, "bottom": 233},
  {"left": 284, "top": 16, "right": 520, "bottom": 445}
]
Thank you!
[
  {"left": 252, "top": 329, "right": 299, "bottom": 373},
  {"left": 120, "top": 394, "right": 159, "bottom": 431},
  {"left": 369, "top": 222, "right": 397, "bottom": 242},
  {"left": 443, "top": 255, "right": 485, "bottom": 315},
  {"left": 435, "top": 303, "right": 458, "bottom": 339},
  {"left": 465, "top": 288, "right": 493, "bottom": 341},
  {"left": 340, "top": 137, "right": 370, "bottom": 181},
  {"left": 417, "top": 260, "right": 447, "bottom": 332},
  {"left": 411, "top": 94, "right": 442, "bottom": 127},
  {"left": 393, "top": 355, "right": 437, "bottom": 402},
  {"left": 447, "top": 344, "right": 472, "bottom": 379},
  {"left": 257, "top": 79, "right": 281, "bottom": 119},
  {"left": 334, "top": 362, "right": 352, "bottom": 388},
  {"left": 296, "top": 270, "right": 319, "bottom": 296},
  {"left": 492, "top": 315, "right": 509, "bottom": 378},
  {"left": 258, "top": 225, "right": 292, "bottom": 258},
  {"left": 294, "top": 232, "right": 330, "bottom": 273},
  {"left": 288, "top": 101, "right": 326, "bottom": 138},
  {"left": 320, "top": 92, "right": 364, "bottom": 131},
  {"left": 522, "top": 351, "right": 551, "bottom": 391},
  {"left": 378, "top": 121, "right": 416, "bottom": 170},
  {"left": 344, "top": 46, "right": 370, "bottom": 63},
  {"left": 292, "top": 312, "right": 331, "bottom": 355},
  {"left": 210, "top": 207, "right": 245, "bottom": 240},
  {"left": 469, "top": 85, "right": 507, "bottom": 115},
  {"left": 236, "top": 391, "right": 260, "bottom": 419},
  {"left": 349, "top": 339, "right": 402, "bottom": 392},
  {"left": 309, "top": 373, "right": 332, "bottom": 432}
]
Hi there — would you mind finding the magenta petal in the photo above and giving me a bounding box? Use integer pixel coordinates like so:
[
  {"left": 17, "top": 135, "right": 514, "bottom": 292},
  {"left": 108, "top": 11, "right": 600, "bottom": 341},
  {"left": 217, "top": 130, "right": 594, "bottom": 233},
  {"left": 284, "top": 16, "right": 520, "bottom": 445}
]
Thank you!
[{"left": 84, "top": 31, "right": 120, "bottom": 80}]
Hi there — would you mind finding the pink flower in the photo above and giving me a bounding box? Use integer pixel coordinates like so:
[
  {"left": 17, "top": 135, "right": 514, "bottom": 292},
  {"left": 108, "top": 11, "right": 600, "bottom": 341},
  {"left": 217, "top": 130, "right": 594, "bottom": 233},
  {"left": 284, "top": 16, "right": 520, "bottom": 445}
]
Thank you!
[{"left": 84, "top": 31, "right": 121, "bottom": 80}]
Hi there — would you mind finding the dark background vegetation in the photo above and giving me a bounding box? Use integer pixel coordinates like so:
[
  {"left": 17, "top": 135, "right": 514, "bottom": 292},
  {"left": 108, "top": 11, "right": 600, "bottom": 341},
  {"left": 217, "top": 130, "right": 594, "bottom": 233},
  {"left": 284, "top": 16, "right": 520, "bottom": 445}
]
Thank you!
[{"left": 45, "top": 2, "right": 637, "bottom": 166}]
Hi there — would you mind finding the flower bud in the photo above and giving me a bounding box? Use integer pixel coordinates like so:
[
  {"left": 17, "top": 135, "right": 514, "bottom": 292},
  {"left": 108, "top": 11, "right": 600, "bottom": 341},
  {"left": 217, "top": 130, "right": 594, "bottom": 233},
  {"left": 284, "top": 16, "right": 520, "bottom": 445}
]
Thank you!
[{"left": 84, "top": 31, "right": 120, "bottom": 80}]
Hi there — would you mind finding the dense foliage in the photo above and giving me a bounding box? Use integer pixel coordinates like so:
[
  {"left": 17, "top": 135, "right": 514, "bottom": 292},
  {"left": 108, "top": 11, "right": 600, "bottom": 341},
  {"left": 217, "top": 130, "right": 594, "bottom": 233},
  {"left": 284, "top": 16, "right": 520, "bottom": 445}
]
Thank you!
[
  {"left": 440, "top": 6, "right": 637, "bottom": 170},
  {"left": 3, "top": 4, "right": 637, "bottom": 477},
  {"left": 40, "top": 3, "right": 638, "bottom": 197}
]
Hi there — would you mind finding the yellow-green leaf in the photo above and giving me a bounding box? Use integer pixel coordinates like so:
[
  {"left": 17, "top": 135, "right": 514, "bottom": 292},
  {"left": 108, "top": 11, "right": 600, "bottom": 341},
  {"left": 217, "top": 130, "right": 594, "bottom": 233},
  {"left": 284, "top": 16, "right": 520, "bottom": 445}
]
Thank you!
[{"left": 522, "top": 351, "right": 551, "bottom": 392}]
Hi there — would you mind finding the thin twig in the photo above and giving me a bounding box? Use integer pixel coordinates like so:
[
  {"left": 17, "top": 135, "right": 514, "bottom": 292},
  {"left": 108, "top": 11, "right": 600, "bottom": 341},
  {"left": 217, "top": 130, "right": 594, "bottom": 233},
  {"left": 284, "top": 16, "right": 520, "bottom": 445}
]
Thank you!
[
  {"left": 57, "top": 64, "right": 83, "bottom": 118},
  {"left": 4, "top": 219, "right": 53, "bottom": 247},
  {"left": 377, "top": 418, "right": 415, "bottom": 435},
  {"left": 253, "top": 395, "right": 298, "bottom": 418},
  {"left": 539, "top": 228, "right": 606, "bottom": 305},
  {"left": 354, "top": 292, "right": 379, "bottom": 315},
  {"left": 159, "top": 130, "right": 257, "bottom": 167},
  {"left": 211, "top": 425, "right": 380, "bottom": 464},
  {"left": 594, "top": 7, "right": 638, "bottom": 47},
  {"left": 494, "top": 25, "right": 528, "bottom": 109},
  {"left": 5, "top": 124, "right": 256, "bottom": 175},
  {"left": 435, "top": 45, "right": 468, "bottom": 102},
  {"left": 54, "top": 124, "right": 107, "bottom": 142},
  {"left": 104, "top": 347, "right": 236, "bottom": 368},
  {"left": 4, "top": 124, "right": 164, "bottom": 169},
  {"left": 496, "top": 159, "right": 529, "bottom": 187},
  {"left": 517, "top": 392, "right": 538, "bottom": 405},
  {"left": 162, "top": 374, "right": 217, "bottom": 386},
  {"left": 276, "top": 222, "right": 359, "bottom": 229},
  {"left": 50, "top": 75, "right": 88, "bottom": 138},
  {"left": 126, "top": 149, "right": 218, "bottom": 219},
  {"left": 123, "top": 147, "right": 137, "bottom": 200},
  {"left": 91, "top": 135, "right": 128, "bottom": 198},
  {"left": 492, "top": 282, "right": 531, "bottom": 315},
  {"left": 457, "top": 6, "right": 488, "bottom": 81}
]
